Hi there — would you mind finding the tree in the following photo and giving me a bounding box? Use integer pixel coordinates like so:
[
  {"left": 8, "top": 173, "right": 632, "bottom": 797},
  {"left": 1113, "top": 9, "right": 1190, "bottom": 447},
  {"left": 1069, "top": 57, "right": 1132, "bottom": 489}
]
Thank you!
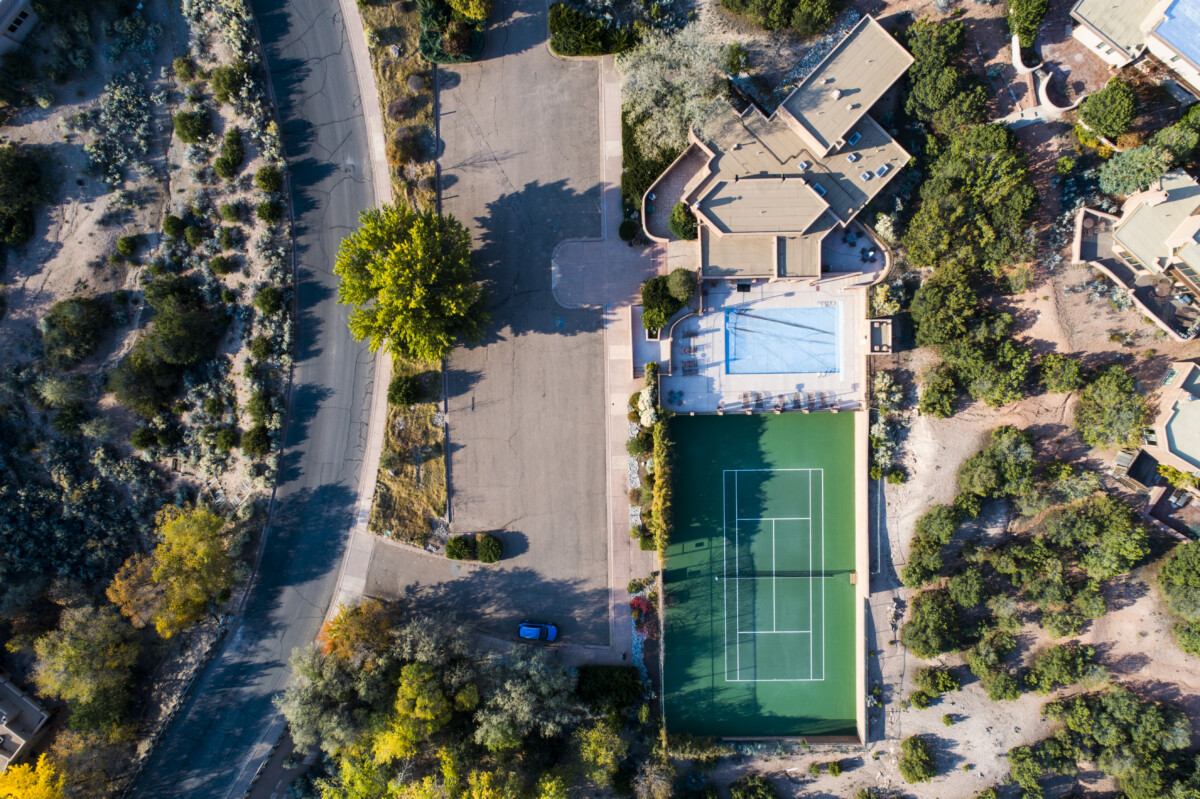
[
  {"left": 1159, "top": 542, "right": 1200, "bottom": 623},
  {"left": 255, "top": 165, "right": 283, "bottom": 193},
  {"left": 911, "top": 268, "right": 980, "bottom": 347},
  {"left": 0, "top": 754, "right": 64, "bottom": 799},
  {"left": 447, "top": 0, "right": 492, "bottom": 20},
  {"left": 616, "top": 26, "right": 727, "bottom": 158},
  {"left": 948, "top": 567, "right": 985, "bottom": 608},
  {"left": 388, "top": 373, "right": 420, "bottom": 406},
  {"left": 136, "top": 505, "right": 235, "bottom": 638},
  {"left": 641, "top": 275, "right": 685, "bottom": 332},
  {"left": 1099, "top": 145, "right": 1173, "bottom": 196},
  {"left": 958, "top": 426, "right": 1035, "bottom": 498},
  {"left": 1008, "top": 0, "right": 1049, "bottom": 49},
  {"left": 633, "top": 760, "right": 675, "bottom": 799},
  {"left": 1025, "top": 644, "right": 1101, "bottom": 694},
  {"left": 720, "top": 0, "right": 838, "bottom": 33},
  {"left": 0, "top": 142, "right": 44, "bottom": 247},
  {"left": 105, "top": 553, "right": 163, "bottom": 629},
  {"left": 919, "top": 366, "right": 956, "bottom": 418},
  {"left": 373, "top": 662, "right": 453, "bottom": 762},
  {"left": 32, "top": 605, "right": 138, "bottom": 731},
  {"left": 669, "top": 202, "right": 697, "bottom": 240},
  {"left": 315, "top": 751, "right": 390, "bottom": 799},
  {"left": 729, "top": 774, "right": 779, "bottom": 799},
  {"left": 1074, "top": 365, "right": 1150, "bottom": 449},
  {"left": 1150, "top": 123, "right": 1199, "bottom": 162},
  {"left": 254, "top": 286, "right": 284, "bottom": 316},
  {"left": 172, "top": 110, "right": 209, "bottom": 144},
  {"left": 1080, "top": 80, "right": 1136, "bottom": 140},
  {"left": 275, "top": 646, "right": 394, "bottom": 755},
  {"left": 899, "top": 735, "right": 936, "bottom": 783},
  {"left": 1040, "top": 352, "right": 1083, "bottom": 393},
  {"left": 473, "top": 648, "right": 580, "bottom": 751},
  {"left": 901, "top": 590, "right": 960, "bottom": 659},
  {"left": 41, "top": 297, "right": 111, "bottom": 369},
  {"left": 335, "top": 203, "right": 487, "bottom": 363},
  {"left": 904, "top": 19, "right": 986, "bottom": 134},
  {"left": 316, "top": 599, "right": 398, "bottom": 669},
  {"left": 242, "top": 425, "right": 271, "bottom": 456},
  {"left": 914, "top": 666, "right": 961, "bottom": 696},
  {"left": 574, "top": 720, "right": 628, "bottom": 789},
  {"left": 210, "top": 61, "right": 252, "bottom": 104}
]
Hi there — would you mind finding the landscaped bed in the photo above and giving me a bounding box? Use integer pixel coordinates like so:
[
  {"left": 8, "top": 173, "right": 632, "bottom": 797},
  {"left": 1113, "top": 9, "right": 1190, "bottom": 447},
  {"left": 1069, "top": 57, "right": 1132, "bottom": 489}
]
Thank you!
[{"left": 369, "top": 386, "right": 447, "bottom": 548}]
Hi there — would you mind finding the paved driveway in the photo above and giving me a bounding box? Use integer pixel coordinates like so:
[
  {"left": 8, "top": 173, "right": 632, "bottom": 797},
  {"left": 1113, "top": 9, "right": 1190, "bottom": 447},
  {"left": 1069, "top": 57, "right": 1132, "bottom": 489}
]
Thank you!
[
  {"left": 364, "top": 0, "right": 612, "bottom": 646},
  {"left": 130, "top": 2, "right": 378, "bottom": 795}
]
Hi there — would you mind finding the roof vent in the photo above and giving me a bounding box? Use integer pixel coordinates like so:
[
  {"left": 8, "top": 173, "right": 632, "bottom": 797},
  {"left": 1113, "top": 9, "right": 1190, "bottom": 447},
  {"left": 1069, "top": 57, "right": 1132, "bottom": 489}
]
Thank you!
[
  {"left": 846, "top": 103, "right": 854, "bottom": 111},
  {"left": 831, "top": 89, "right": 842, "bottom": 100}
]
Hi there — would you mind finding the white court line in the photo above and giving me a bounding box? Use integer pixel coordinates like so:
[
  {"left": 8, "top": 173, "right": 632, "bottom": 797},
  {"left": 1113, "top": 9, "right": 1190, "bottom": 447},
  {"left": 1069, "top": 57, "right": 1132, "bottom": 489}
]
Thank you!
[
  {"left": 808, "top": 471, "right": 813, "bottom": 680},
  {"left": 737, "top": 517, "right": 810, "bottom": 522},
  {"left": 723, "top": 468, "right": 822, "bottom": 473},
  {"left": 722, "top": 471, "right": 727, "bottom": 683},
  {"left": 772, "top": 519, "right": 776, "bottom": 632},
  {"left": 735, "top": 470, "right": 739, "bottom": 680},
  {"left": 820, "top": 470, "right": 826, "bottom": 681}
]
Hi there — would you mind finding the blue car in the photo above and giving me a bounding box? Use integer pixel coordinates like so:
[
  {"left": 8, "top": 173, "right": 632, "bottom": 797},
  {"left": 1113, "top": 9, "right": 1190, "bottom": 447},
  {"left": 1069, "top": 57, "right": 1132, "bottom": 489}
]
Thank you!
[{"left": 517, "top": 622, "right": 558, "bottom": 642}]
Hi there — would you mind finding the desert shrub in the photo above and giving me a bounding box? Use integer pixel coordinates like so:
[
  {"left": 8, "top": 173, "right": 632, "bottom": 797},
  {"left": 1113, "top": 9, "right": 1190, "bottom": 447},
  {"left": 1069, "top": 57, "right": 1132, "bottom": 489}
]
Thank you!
[
  {"left": 899, "top": 736, "right": 936, "bottom": 783},
  {"left": 184, "top": 225, "right": 205, "bottom": 248},
  {"left": 249, "top": 336, "right": 273, "bottom": 361},
  {"left": 217, "top": 226, "right": 235, "bottom": 249},
  {"left": 214, "top": 127, "right": 245, "bottom": 180},
  {"left": 477, "top": 533, "right": 502, "bottom": 563},
  {"left": 669, "top": 202, "right": 697, "bottom": 240},
  {"left": 919, "top": 366, "right": 956, "bottom": 418},
  {"left": 446, "top": 535, "right": 476, "bottom": 560},
  {"left": 1039, "top": 352, "right": 1083, "bottom": 393},
  {"left": 255, "top": 286, "right": 284, "bottom": 316},
  {"left": 1074, "top": 365, "right": 1150, "bottom": 449},
  {"left": 173, "top": 56, "right": 196, "bottom": 82},
  {"left": 172, "top": 110, "right": 209, "bottom": 144},
  {"left": 548, "top": 2, "right": 636, "bottom": 57},
  {"left": 130, "top": 427, "right": 157, "bottom": 449},
  {"left": 255, "top": 165, "right": 283, "bottom": 193},
  {"left": 256, "top": 200, "right": 282, "bottom": 224},
  {"left": 900, "top": 504, "right": 960, "bottom": 588},
  {"left": 163, "top": 214, "right": 185, "bottom": 238},
  {"left": 215, "top": 427, "right": 240, "bottom": 452},
  {"left": 1080, "top": 80, "right": 1135, "bottom": 140},
  {"left": 116, "top": 235, "right": 138, "bottom": 257},
  {"left": 41, "top": 297, "right": 111, "bottom": 369},
  {"left": 828, "top": 761, "right": 842, "bottom": 777},
  {"left": 242, "top": 425, "right": 271, "bottom": 456},
  {"left": 901, "top": 590, "right": 960, "bottom": 659},
  {"left": 387, "top": 373, "right": 420, "bottom": 406},
  {"left": 210, "top": 61, "right": 252, "bottom": 104},
  {"left": 729, "top": 774, "right": 779, "bottom": 799},
  {"left": 910, "top": 690, "right": 932, "bottom": 709},
  {"left": 209, "top": 255, "right": 235, "bottom": 275}
]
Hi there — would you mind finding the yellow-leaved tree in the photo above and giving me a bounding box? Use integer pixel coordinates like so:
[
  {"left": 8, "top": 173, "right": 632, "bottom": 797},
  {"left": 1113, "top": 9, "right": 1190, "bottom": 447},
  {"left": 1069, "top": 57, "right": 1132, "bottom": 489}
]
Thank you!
[
  {"left": 447, "top": 0, "right": 492, "bottom": 20},
  {"left": 0, "top": 754, "right": 64, "bottom": 799},
  {"left": 372, "top": 663, "right": 452, "bottom": 763},
  {"left": 334, "top": 203, "right": 487, "bottom": 363}
]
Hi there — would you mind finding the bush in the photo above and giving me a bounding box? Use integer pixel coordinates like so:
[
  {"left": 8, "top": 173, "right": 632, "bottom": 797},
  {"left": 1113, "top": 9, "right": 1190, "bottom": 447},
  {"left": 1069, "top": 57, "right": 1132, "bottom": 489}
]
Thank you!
[
  {"left": 247, "top": 390, "right": 272, "bottom": 425},
  {"left": 1175, "top": 621, "right": 1200, "bottom": 656},
  {"left": 901, "top": 590, "right": 960, "bottom": 659},
  {"left": 722, "top": 0, "right": 840, "bottom": 35},
  {"left": 621, "top": 109, "right": 683, "bottom": 208},
  {"left": 387, "top": 373, "right": 420, "bottom": 406},
  {"left": 162, "top": 214, "right": 185, "bottom": 238},
  {"left": 116, "top": 235, "right": 138, "bottom": 257},
  {"left": 914, "top": 666, "right": 960, "bottom": 696},
  {"left": 172, "top": 110, "right": 209, "bottom": 144},
  {"left": 618, "top": 219, "right": 638, "bottom": 241},
  {"left": 666, "top": 267, "right": 696, "bottom": 304},
  {"left": 1080, "top": 80, "right": 1136, "bottom": 140},
  {"left": 548, "top": 2, "right": 636, "bottom": 57},
  {"left": 919, "top": 366, "right": 956, "bottom": 418},
  {"left": 219, "top": 203, "right": 242, "bottom": 223},
  {"left": 910, "top": 690, "right": 932, "bottom": 709},
  {"left": 218, "top": 226, "right": 235, "bottom": 249},
  {"left": 729, "top": 774, "right": 779, "bottom": 799},
  {"left": 1025, "top": 644, "right": 1100, "bottom": 694},
  {"left": 948, "top": 567, "right": 985, "bottom": 608},
  {"left": 255, "top": 286, "right": 284, "bottom": 316},
  {"left": 1159, "top": 542, "right": 1200, "bottom": 624},
  {"left": 828, "top": 761, "right": 842, "bottom": 777},
  {"left": 130, "top": 427, "right": 157, "bottom": 449},
  {"left": 446, "top": 535, "right": 476, "bottom": 560},
  {"left": 669, "top": 202, "right": 698, "bottom": 240},
  {"left": 215, "top": 427, "right": 240, "bottom": 452},
  {"left": 214, "top": 128, "right": 245, "bottom": 180},
  {"left": 256, "top": 200, "right": 282, "bottom": 224},
  {"left": 886, "top": 469, "right": 907, "bottom": 485},
  {"left": 255, "top": 165, "right": 283, "bottom": 193},
  {"left": 242, "top": 425, "right": 271, "bottom": 456},
  {"left": 899, "top": 736, "right": 936, "bottom": 783},
  {"left": 641, "top": 275, "right": 684, "bottom": 332},
  {"left": 447, "top": 0, "right": 492, "bottom": 20},
  {"left": 172, "top": 56, "right": 196, "bottom": 82},
  {"left": 1040, "top": 352, "right": 1083, "bottom": 393},
  {"left": 1074, "top": 365, "right": 1149, "bottom": 449},
  {"left": 184, "top": 225, "right": 205, "bottom": 248},
  {"left": 210, "top": 255, "right": 235, "bottom": 276},
  {"left": 1007, "top": 0, "right": 1048, "bottom": 49},
  {"left": 210, "top": 61, "right": 252, "bottom": 104},
  {"left": 477, "top": 533, "right": 502, "bottom": 563},
  {"left": 627, "top": 433, "right": 652, "bottom": 457},
  {"left": 249, "top": 336, "right": 273, "bottom": 361},
  {"left": 41, "top": 297, "right": 111, "bottom": 369}
]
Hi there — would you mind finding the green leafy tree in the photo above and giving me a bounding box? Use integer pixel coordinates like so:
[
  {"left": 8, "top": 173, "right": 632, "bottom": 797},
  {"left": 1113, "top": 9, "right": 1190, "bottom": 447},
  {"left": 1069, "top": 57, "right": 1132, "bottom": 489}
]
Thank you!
[
  {"left": 641, "top": 275, "right": 685, "bottom": 332},
  {"left": 899, "top": 735, "right": 936, "bottom": 783},
  {"left": 1025, "top": 644, "right": 1102, "bottom": 694},
  {"left": 1040, "top": 352, "right": 1083, "bottom": 393},
  {"left": 210, "top": 61, "right": 252, "bottom": 104},
  {"left": 669, "top": 202, "right": 697, "bottom": 240},
  {"left": 372, "top": 662, "right": 453, "bottom": 762},
  {"left": 0, "top": 142, "right": 44, "bottom": 246},
  {"left": 948, "top": 567, "right": 985, "bottom": 608},
  {"left": 911, "top": 269, "right": 979, "bottom": 347},
  {"left": 255, "top": 165, "right": 283, "bottom": 193},
  {"left": 473, "top": 648, "right": 580, "bottom": 752},
  {"left": 275, "top": 646, "right": 395, "bottom": 755},
  {"left": 33, "top": 605, "right": 138, "bottom": 731},
  {"left": 901, "top": 590, "right": 960, "bottom": 659},
  {"left": 1074, "top": 365, "right": 1150, "bottom": 449},
  {"left": 914, "top": 666, "right": 961, "bottom": 696},
  {"left": 172, "top": 110, "right": 209, "bottom": 144},
  {"left": 1080, "top": 80, "right": 1136, "bottom": 139},
  {"left": 958, "top": 426, "right": 1035, "bottom": 498},
  {"left": 40, "top": 297, "right": 111, "bottom": 369},
  {"left": 335, "top": 203, "right": 487, "bottom": 362},
  {"left": 1174, "top": 621, "right": 1200, "bottom": 656},
  {"left": 919, "top": 366, "right": 956, "bottom": 418},
  {"left": 1159, "top": 543, "right": 1200, "bottom": 647},
  {"left": 573, "top": 720, "right": 628, "bottom": 789},
  {"left": 904, "top": 19, "right": 987, "bottom": 134},
  {"left": 1099, "top": 145, "right": 1173, "bottom": 196},
  {"left": 1008, "top": 0, "right": 1049, "bottom": 48}
]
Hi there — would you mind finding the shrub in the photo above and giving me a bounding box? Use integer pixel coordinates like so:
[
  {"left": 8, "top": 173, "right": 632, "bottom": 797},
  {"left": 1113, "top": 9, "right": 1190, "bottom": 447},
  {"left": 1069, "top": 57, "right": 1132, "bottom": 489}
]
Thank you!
[
  {"left": 1025, "top": 644, "right": 1101, "bottom": 694},
  {"left": 214, "top": 128, "right": 245, "bottom": 180},
  {"left": 666, "top": 267, "right": 696, "bottom": 304},
  {"left": 446, "top": 535, "right": 476, "bottom": 560},
  {"left": 669, "top": 202, "right": 697, "bottom": 240},
  {"left": 215, "top": 427, "right": 240, "bottom": 452},
  {"left": 729, "top": 774, "right": 779, "bottom": 799},
  {"left": 1055, "top": 155, "right": 1076, "bottom": 175},
  {"left": 943, "top": 713, "right": 955, "bottom": 726},
  {"left": 1040, "top": 352, "right": 1083, "bottom": 393},
  {"left": 1007, "top": 0, "right": 1048, "bottom": 49},
  {"left": 255, "top": 286, "right": 284, "bottom": 316},
  {"left": 948, "top": 567, "right": 985, "bottom": 608},
  {"left": 255, "top": 165, "right": 283, "bottom": 193},
  {"left": 548, "top": 2, "right": 636, "bottom": 57},
  {"left": 387, "top": 373, "right": 420, "bottom": 406},
  {"left": 919, "top": 366, "right": 956, "bottom": 418},
  {"left": 722, "top": 0, "right": 840, "bottom": 35},
  {"left": 886, "top": 469, "right": 907, "bottom": 485},
  {"left": 618, "top": 219, "right": 637, "bottom": 242},
  {"left": 172, "top": 110, "right": 209, "bottom": 144},
  {"left": 641, "top": 275, "right": 684, "bottom": 332},
  {"left": 828, "top": 761, "right": 842, "bottom": 777},
  {"left": 41, "top": 297, "right": 111, "bottom": 369},
  {"left": 184, "top": 225, "right": 204, "bottom": 248},
  {"left": 1175, "top": 621, "right": 1200, "bottom": 656},
  {"left": 209, "top": 255, "right": 235, "bottom": 275},
  {"left": 914, "top": 666, "right": 960, "bottom": 696},
  {"left": 627, "top": 433, "right": 652, "bottom": 457},
  {"left": 219, "top": 203, "right": 242, "bottom": 223},
  {"left": 242, "top": 425, "right": 271, "bottom": 456},
  {"left": 1074, "top": 365, "right": 1150, "bottom": 449},
  {"left": 256, "top": 200, "right": 282, "bottom": 224},
  {"left": 130, "top": 427, "right": 157, "bottom": 449},
  {"left": 217, "top": 226, "right": 235, "bottom": 249},
  {"left": 1159, "top": 542, "right": 1200, "bottom": 624},
  {"left": 247, "top": 390, "right": 272, "bottom": 425},
  {"left": 1080, "top": 80, "right": 1136, "bottom": 140},
  {"left": 249, "top": 336, "right": 273, "bottom": 361},
  {"left": 911, "top": 690, "right": 932, "bottom": 709},
  {"left": 162, "top": 214, "right": 185, "bottom": 238},
  {"left": 901, "top": 590, "right": 960, "bottom": 659},
  {"left": 172, "top": 56, "right": 196, "bottom": 82},
  {"left": 477, "top": 533, "right": 502, "bottom": 563},
  {"left": 210, "top": 61, "right": 252, "bottom": 104},
  {"left": 899, "top": 736, "right": 936, "bottom": 783},
  {"left": 116, "top": 235, "right": 138, "bottom": 257}
]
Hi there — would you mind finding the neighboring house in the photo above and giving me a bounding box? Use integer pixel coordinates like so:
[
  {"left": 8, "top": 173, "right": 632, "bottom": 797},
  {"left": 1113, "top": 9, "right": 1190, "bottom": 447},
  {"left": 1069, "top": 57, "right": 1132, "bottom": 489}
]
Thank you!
[
  {"left": 1147, "top": 360, "right": 1200, "bottom": 475},
  {"left": 640, "top": 14, "right": 912, "bottom": 281},
  {"left": 1071, "top": 0, "right": 1200, "bottom": 95},
  {"left": 0, "top": 673, "right": 50, "bottom": 773},
  {"left": 0, "top": 0, "right": 36, "bottom": 56},
  {"left": 1073, "top": 170, "right": 1200, "bottom": 340}
]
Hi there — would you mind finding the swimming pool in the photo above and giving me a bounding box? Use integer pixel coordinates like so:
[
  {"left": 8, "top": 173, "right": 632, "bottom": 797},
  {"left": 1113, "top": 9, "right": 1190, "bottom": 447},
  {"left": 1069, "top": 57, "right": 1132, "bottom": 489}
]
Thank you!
[{"left": 725, "top": 306, "right": 841, "bottom": 374}]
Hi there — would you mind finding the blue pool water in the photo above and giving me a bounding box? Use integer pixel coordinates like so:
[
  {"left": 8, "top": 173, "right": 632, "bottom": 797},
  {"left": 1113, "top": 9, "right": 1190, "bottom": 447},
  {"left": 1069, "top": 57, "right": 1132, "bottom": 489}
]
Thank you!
[{"left": 725, "top": 306, "right": 840, "bottom": 374}]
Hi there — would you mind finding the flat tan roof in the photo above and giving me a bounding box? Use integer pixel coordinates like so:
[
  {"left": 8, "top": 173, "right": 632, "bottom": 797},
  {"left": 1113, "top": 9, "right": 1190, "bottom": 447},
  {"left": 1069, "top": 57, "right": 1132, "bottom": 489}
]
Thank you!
[
  {"left": 700, "top": 226, "right": 776, "bottom": 277},
  {"left": 806, "top": 115, "right": 910, "bottom": 224},
  {"left": 780, "top": 235, "right": 821, "bottom": 278},
  {"left": 1114, "top": 171, "right": 1200, "bottom": 272},
  {"left": 698, "top": 177, "right": 828, "bottom": 235},
  {"left": 780, "top": 16, "right": 913, "bottom": 155},
  {"left": 1071, "top": 0, "right": 1158, "bottom": 59}
]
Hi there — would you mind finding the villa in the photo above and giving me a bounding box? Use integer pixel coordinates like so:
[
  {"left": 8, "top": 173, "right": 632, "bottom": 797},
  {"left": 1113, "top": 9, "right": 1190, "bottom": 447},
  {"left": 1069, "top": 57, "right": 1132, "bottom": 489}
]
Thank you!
[
  {"left": 0, "top": 672, "right": 49, "bottom": 772},
  {"left": 1070, "top": 0, "right": 1200, "bottom": 96}
]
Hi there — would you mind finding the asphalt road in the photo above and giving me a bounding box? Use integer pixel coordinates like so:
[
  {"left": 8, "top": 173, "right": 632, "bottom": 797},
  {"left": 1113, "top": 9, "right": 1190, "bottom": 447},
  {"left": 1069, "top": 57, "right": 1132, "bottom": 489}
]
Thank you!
[
  {"left": 365, "top": 0, "right": 612, "bottom": 646},
  {"left": 130, "top": 2, "right": 378, "bottom": 796}
]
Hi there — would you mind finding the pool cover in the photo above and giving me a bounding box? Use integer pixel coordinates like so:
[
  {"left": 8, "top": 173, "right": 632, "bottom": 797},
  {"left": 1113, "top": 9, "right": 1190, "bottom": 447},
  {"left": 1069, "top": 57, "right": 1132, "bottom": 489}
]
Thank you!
[{"left": 725, "top": 306, "right": 840, "bottom": 374}]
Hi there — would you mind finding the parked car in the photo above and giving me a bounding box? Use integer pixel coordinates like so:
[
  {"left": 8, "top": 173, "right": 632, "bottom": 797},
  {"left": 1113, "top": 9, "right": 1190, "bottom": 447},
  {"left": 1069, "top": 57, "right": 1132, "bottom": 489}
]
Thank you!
[{"left": 517, "top": 622, "right": 558, "bottom": 642}]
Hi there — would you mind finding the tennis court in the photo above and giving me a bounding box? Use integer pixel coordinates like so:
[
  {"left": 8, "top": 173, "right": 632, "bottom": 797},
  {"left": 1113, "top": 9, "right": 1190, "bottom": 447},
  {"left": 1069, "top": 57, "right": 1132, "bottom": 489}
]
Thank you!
[{"left": 663, "top": 413, "right": 858, "bottom": 738}]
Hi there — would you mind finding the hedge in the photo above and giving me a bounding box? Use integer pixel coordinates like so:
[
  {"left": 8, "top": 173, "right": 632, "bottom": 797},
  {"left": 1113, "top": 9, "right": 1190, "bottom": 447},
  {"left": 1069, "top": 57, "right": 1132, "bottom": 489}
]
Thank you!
[
  {"left": 650, "top": 418, "right": 673, "bottom": 562},
  {"left": 418, "top": 0, "right": 485, "bottom": 64},
  {"left": 548, "top": 2, "right": 637, "bottom": 57}
]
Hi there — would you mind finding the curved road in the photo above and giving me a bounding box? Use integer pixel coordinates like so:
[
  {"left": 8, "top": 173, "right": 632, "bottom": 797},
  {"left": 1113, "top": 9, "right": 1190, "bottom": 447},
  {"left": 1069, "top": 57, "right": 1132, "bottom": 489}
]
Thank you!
[{"left": 131, "top": 2, "right": 377, "bottom": 796}]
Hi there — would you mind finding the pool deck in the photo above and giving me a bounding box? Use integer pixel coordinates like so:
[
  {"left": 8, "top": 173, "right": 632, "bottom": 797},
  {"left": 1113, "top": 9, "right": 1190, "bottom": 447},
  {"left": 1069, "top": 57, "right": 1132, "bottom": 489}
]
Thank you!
[{"left": 658, "top": 275, "right": 869, "bottom": 415}]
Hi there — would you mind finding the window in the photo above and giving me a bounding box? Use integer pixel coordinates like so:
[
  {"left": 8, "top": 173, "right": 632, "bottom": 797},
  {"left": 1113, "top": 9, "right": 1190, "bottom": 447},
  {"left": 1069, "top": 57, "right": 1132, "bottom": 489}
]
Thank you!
[
  {"left": 875, "top": 164, "right": 891, "bottom": 178},
  {"left": 859, "top": 171, "right": 873, "bottom": 182},
  {"left": 1172, "top": 54, "right": 1182, "bottom": 62},
  {"left": 846, "top": 152, "right": 860, "bottom": 163},
  {"left": 846, "top": 131, "right": 861, "bottom": 146},
  {"left": 812, "top": 182, "right": 827, "bottom": 197}
]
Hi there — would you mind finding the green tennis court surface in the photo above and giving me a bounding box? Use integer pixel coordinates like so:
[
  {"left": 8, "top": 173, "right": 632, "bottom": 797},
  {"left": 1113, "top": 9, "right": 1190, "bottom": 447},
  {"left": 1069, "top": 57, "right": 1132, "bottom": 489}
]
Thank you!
[{"left": 663, "top": 413, "right": 857, "bottom": 738}]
